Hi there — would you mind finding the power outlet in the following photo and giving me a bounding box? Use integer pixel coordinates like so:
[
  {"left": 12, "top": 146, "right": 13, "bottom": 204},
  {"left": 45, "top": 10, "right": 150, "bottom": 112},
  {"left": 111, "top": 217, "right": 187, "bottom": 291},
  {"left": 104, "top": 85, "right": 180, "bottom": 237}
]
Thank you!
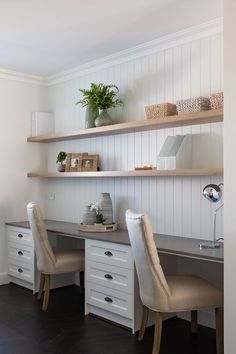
[{"left": 48, "top": 192, "right": 55, "bottom": 200}]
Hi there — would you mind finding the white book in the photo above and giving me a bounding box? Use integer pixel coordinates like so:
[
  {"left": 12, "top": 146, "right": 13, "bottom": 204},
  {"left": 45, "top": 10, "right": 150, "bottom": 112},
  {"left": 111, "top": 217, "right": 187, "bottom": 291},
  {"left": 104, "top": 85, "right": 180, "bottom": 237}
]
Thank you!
[{"left": 31, "top": 112, "right": 54, "bottom": 136}]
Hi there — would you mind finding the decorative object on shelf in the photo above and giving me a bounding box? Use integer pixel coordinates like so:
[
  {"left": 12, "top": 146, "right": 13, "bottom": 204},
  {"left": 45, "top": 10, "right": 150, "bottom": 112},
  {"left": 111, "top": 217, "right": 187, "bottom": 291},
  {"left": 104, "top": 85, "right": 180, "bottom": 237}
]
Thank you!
[
  {"left": 82, "top": 205, "right": 96, "bottom": 225},
  {"left": 157, "top": 135, "right": 192, "bottom": 170},
  {"left": 95, "top": 109, "right": 113, "bottom": 127},
  {"left": 76, "top": 83, "right": 123, "bottom": 128},
  {"left": 81, "top": 154, "right": 99, "bottom": 172},
  {"left": 98, "top": 193, "right": 113, "bottom": 225},
  {"left": 199, "top": 183, "right": 224, "bottom": 249},
  {"left": 65, "top": 153, "right": 88, "bottom": 172},
  {"left": 144, "top": 102, "right": 176, "bottom": 119},
  {"left": 31, "top": 111, "right": 54, "bottom": 137},
  {"left": 78, "top": 222, "right": 117, "bottom": 232},
  {"left": 56, "top": 151, "right": 67, "bottom": 172},
  {"left": 210, "top": 92, "right": 224, "bottom": 110},
  {"left": 89, "top": 202, "right": 106, "bottom": 224},
  {"left": 176, "top": 96, "right": 210, "bottom": 114},
  {"left": 135, "top": 165, "right": 156, "bottom": 171},
  {"left": 84, "top": 104, "right": 99, "bottom": 129}
]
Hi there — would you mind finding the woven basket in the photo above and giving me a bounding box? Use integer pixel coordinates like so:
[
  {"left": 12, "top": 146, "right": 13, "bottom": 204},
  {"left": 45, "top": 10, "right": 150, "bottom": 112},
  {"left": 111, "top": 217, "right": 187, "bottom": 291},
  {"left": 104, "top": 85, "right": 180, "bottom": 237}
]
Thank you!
[
  {"left": 210, "top": 92, "right": 223, "bottom": 110},
  {"left": 176, "top": 97, "right": 210, "bottom": 115},
  {"left": 145, "top": 103, "right": 176, "bottom": 119}
]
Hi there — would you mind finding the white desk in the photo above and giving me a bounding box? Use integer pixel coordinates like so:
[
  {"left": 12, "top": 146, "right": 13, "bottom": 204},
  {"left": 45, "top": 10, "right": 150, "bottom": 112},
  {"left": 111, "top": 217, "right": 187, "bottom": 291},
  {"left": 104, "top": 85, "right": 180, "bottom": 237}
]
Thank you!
[{"left": 5, "top": 220, "right": 223, "bottom": 332}]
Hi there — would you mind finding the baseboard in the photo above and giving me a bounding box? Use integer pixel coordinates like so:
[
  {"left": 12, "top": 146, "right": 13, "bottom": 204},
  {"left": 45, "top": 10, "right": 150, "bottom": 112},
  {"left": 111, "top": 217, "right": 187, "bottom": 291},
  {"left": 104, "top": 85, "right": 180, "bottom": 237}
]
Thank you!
[
  {"left": 178, "top": 309, "right": 215, "bottom": 329},
  {"left": 0, "top": 272, "right": 9, "bottom": 285}
]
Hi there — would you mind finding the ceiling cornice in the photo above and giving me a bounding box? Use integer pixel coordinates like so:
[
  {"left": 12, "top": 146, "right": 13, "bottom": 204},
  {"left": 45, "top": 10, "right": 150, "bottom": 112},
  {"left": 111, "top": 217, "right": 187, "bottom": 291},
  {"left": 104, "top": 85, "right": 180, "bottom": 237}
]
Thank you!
[
  {"left": 0, "top": 68, "right": 47, "bottom": 86},
  {"left": 0, "top": 18, "right": 223, "bottom": 87}
]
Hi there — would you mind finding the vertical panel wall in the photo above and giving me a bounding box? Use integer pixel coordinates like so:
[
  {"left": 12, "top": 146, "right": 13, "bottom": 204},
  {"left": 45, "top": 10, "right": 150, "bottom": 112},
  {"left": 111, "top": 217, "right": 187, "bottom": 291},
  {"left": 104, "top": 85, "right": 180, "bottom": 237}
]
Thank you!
[{"left": 46, "top": 27, "right": 223, "bottom": 240}]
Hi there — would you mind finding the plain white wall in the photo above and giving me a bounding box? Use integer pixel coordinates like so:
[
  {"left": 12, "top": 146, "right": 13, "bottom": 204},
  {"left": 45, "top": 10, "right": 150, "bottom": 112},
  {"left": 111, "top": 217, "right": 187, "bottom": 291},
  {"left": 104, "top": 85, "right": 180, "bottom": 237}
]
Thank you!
[
  {"left": 224, "top": 0, "right": 236, "bottom": 352},
  {"left": 0, "top": 78, "right": 48, "bottom": 276}
]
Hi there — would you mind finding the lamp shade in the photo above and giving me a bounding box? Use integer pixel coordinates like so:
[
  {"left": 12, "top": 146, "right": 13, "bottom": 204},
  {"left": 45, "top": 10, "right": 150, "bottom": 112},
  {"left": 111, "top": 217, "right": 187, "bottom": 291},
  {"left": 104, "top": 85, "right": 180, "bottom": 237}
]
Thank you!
[{"left": 202, "top": 183, "right": 223, "bottom": 203}]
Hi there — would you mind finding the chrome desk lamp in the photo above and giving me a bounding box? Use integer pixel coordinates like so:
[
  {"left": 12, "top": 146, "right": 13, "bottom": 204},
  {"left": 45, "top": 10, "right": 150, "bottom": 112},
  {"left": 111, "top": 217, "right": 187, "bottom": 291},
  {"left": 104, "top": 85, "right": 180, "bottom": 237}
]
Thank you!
[{"left": 199, "top": 183, "right": 224, "bottom": 249}]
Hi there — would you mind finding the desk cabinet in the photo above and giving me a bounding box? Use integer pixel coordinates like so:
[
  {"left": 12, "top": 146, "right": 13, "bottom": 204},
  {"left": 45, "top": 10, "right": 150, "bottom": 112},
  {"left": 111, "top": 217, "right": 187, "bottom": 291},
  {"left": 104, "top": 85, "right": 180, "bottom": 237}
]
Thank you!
[
  {"left": 6, "top": 225, "right": 37, "bottom": 292},
  {"left": 85, "top": 239, "right": 142, "bottom": 333}
]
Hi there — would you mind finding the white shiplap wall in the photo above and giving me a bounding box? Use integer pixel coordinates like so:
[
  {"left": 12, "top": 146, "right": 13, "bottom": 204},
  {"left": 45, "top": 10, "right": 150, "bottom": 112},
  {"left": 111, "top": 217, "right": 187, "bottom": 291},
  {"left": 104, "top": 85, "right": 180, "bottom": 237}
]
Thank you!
[{"left": 46, "top": 29, "right": 223, "bottom": 240}]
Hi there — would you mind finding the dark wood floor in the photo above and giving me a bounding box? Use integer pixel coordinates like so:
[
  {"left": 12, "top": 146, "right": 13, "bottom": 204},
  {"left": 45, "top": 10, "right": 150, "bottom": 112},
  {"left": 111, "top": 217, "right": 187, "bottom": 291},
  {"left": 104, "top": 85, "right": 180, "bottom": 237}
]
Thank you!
[{"left": 0, "top": 284, "right": 217, "bottom": 354}]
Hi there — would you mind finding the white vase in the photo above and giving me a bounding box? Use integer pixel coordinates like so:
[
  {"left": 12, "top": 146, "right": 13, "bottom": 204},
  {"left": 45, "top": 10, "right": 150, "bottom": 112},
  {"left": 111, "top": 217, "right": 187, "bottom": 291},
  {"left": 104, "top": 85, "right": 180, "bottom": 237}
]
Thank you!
[
  {"left": 98, "top": 193, "right": 113, "bottom": 225},
  {"left": 82, "top": 206, "right": 96, "bottom": 225}
]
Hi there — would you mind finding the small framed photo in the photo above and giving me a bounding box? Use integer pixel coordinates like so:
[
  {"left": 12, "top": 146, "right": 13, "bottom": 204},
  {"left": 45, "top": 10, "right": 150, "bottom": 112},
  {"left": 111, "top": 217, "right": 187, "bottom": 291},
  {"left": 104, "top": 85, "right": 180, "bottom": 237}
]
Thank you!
[
  {"left": 81, "top": 155, "right": 99, "bottom": 172},
  {"left": 65, "top": 153, "right": 88, "bottom": 172}
]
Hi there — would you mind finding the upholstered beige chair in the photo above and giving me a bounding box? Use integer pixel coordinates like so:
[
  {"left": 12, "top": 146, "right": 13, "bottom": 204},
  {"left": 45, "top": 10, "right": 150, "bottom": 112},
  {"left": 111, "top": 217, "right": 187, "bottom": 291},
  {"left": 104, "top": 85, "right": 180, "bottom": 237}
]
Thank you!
[
  {"left": 27, "top": 202, "right": 85, "bottom": 311},
  {"left": 126, "top": 210, "right": 223, "bottom": 354}
]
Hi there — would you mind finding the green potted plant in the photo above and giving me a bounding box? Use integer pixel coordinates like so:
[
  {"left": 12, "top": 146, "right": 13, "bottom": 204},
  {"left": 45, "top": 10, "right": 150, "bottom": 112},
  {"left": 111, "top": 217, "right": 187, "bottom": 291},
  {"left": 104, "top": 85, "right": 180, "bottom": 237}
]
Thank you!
[
  {"left": 56, "top": 151, "right": 67, "bottom": 172},
  {"left": 76, "top": 83, "right": 123, "bottom": 128}
]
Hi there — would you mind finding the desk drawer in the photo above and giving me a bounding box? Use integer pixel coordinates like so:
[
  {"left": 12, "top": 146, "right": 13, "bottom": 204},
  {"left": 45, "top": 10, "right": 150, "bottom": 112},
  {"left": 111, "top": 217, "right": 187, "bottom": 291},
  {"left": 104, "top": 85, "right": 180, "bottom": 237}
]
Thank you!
[
  {"left": 8, "top": 258, "right": 34, "bottom": 283},
  {"left": 7, "top": 242, "right": 34, "bottom": 265},
  {"left": 86, "top": 283, "right": 133, "bottom": 319},
  {"left": 7, "top": 226, "right": 33, "bottom": 247},
  {"left": 86, "top": 240, "right": 133, "bottom": 269},
  {"left": 86, "top": 260, "right": 133, "bottom": 294}
]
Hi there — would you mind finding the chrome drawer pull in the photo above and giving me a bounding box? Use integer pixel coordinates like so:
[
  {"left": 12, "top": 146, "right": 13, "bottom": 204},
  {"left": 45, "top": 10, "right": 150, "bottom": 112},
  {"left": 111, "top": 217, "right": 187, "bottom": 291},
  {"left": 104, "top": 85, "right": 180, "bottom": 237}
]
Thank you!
[
  {"left": 18, "top": 268, "right": 23, "bottom": 273},
  {"left": 18, "top": 234, "right": 23, "bottom": 239},
  {"left": 104, "top": 274, "right": 113, "bottom": 280},
  {"left": 104, "top": 251, "right": 113, "bottom": 256},
  {"left": 104, "top": 297, "right": 113, "bottom": 303},
  {"left": 18, "top": 251, "right": 23, "bottom": 256}
]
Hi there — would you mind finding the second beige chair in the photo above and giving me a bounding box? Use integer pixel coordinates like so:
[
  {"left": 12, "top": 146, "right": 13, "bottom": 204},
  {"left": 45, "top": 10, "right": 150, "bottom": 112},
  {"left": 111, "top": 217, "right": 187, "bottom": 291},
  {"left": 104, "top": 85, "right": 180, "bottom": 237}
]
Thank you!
[
  {"left": 126, "top": 209, "right": 223, "bottom": 354},
  {"left": 27, "top": 202, "right": 85, "bottom": 311}
]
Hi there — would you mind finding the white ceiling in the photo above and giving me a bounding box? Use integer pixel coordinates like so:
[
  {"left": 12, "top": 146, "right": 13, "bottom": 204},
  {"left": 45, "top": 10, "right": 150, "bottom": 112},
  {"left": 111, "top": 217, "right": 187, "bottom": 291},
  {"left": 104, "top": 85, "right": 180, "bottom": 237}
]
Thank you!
[{"left": 0, "top": 0, "right": 223, "bottom": 77}]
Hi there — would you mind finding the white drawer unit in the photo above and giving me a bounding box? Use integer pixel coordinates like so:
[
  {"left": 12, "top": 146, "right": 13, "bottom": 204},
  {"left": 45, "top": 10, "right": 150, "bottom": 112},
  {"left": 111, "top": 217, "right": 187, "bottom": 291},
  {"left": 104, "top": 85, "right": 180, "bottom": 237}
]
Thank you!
[
  {"left": 86, "top": 283, "right": 133, "bottom": 319},
  {"left": 86, "top": 260, "right": 133, "bottom": 294},
  {"left": 8, "top": 242, "right": 34, "bottom": 265},
  {"left": 6, "top": 225, "right": 36, "bottom": 291},
  {"left": 85, "top": 239, "right": 142, "bottom": 333},
  {"left": 8, "top": 258, "right": 34, "bottom": 283},
  {"left": 86, "top": 239, "right": 134, "bottom": 269}
]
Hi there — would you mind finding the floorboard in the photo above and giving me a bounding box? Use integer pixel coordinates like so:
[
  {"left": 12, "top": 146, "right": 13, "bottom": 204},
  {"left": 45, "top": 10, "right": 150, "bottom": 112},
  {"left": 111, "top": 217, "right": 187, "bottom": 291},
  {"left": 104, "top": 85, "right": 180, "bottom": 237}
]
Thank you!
[{"left": 0, "top": 284, "right": 217, "bottom": 354}]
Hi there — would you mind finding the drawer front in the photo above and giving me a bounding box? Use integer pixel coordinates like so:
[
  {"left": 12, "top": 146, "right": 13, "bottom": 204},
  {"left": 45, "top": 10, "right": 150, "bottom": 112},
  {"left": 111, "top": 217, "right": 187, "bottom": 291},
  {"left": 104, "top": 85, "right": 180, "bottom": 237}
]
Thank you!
[
  {"left": 8, "top": 242, "right": 34, "bottom": 265},
  {"left": 8, "top": 258, "right": 34, "bottom": 283},
  {"left": 86, "top": 283, "right": 133, "bottom": 319},
  {"left": 86, "top": 240, "right": 133, "bottom": 269},
  {"left": 7, "top": 226, "right": 33, "bottom": 247},
  {"left": 86, "top": 260, "right": 133, "bottom": 294}
]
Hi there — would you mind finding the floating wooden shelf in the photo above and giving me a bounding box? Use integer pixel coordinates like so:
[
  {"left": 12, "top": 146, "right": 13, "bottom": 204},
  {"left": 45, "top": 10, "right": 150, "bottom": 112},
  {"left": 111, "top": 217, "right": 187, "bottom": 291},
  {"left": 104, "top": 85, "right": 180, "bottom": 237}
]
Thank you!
[
  {"left": 27, "top": 168, "right": 223, "bottom": 178},
  {"left": 27, "top": 109, "right": 223, "bottom": 143}
]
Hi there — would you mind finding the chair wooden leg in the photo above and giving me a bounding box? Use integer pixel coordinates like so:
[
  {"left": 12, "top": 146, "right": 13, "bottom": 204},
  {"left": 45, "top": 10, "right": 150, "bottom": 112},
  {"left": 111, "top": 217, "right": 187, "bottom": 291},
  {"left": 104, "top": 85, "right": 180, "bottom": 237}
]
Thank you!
[
  {"left": 37, "top": 273, "right": 45, "bottom": 300},
  {"left": 152, "top": 312, "right": 162, "bottom": 354},
  {"left": 138, "top": 305, "right": 149, "bottom": 341},
  {"left": 191, "top": 310, "right": 198, "bottom": 334},
  {"left": 42, "top": 274, "right": 50, "bottom": 311},
  {"left": 215, "top": 307, "right": 223, "bottom": 354}
]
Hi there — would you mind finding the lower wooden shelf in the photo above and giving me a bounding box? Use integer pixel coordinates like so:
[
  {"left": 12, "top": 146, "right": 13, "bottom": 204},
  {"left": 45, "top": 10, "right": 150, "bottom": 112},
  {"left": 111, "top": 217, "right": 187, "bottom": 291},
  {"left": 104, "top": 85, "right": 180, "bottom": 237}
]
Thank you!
[{"left": 27, "top": 168, "right": 223, "bottom": 178}]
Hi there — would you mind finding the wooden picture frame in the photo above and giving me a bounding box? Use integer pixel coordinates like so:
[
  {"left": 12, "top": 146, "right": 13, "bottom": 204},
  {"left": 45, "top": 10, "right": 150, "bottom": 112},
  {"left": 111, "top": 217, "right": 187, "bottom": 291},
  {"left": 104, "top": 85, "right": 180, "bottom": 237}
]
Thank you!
[
  {"left": 81, "top": 155, "right": 99, "bottom": 172},
  {"left": 65, "top": 153, "right": 88, "bottom": 172}
]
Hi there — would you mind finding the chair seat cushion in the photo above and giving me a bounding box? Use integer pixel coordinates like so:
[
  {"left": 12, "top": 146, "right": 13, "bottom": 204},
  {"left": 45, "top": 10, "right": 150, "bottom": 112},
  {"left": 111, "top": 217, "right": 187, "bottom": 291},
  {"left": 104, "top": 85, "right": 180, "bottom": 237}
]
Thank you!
[
  {"left": 166, "top": 275, "right": 223, "bottom": 312},
  {"left": 50, "top": 249, "right": 85, "bottom": 274}
]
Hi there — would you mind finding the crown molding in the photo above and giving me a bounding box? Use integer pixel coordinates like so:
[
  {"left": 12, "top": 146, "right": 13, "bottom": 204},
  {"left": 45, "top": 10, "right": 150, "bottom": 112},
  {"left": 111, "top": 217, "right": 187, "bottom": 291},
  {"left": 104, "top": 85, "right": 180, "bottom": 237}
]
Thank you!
[
  {"left": 0, "top": 18, "right": 223, "bottom": 87},
  {"left": 46, "top": 17, "right": 223, "bottom": 86},
  {"left": 0, "top": 68, "right": 46, "bottom": 86}
]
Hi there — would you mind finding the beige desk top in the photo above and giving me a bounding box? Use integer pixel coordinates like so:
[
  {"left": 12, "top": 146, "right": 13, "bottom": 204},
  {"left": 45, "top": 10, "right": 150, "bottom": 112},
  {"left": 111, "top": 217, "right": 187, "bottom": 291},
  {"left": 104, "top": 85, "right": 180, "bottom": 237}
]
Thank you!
[{"left": 6, "top": 220, "right": 223, "bottom": 263}]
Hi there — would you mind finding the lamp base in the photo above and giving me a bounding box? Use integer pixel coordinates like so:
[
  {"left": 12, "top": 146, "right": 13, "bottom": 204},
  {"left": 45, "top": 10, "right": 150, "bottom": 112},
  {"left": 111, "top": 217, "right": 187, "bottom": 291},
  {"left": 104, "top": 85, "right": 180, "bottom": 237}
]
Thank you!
[{"left": 198, "top": 241, "right": 220, "bottom": 249}]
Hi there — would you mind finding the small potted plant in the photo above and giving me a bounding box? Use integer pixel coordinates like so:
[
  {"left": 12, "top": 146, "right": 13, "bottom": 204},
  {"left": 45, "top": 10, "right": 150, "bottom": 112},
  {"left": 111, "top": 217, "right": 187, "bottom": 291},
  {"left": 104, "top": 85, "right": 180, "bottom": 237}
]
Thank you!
[
  {"left": 56, "top": 151, "right": 67, "bottom": 172},
  {"left": 89, "top": 203, "right": 106, "bottom": 224},
  {"left": 76, "top": 83, "right": 123, "bottom": 128}
]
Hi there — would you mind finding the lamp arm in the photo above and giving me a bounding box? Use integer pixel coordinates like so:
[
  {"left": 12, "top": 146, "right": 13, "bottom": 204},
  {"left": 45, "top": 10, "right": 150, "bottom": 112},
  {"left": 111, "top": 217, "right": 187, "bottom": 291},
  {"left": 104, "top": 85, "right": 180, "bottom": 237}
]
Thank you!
[{"left": 213, "top": 203, "right": 224, "bottom": 243}]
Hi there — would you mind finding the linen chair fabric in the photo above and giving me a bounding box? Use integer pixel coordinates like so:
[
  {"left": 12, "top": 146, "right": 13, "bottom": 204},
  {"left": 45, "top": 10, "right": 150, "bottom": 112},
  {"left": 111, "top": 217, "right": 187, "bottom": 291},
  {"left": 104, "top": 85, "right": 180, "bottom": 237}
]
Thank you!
[
  {"left": 27, "top": 202, "right": 85, "bottom": 310},
  {"left": 126, "top": 209, "right": 223, "bottom": 354}
]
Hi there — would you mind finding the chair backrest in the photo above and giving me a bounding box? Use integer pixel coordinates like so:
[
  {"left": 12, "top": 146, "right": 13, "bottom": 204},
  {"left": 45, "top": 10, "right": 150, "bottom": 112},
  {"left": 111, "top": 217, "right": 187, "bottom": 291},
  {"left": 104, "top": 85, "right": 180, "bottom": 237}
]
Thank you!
[
  {"left": 126, "top": 209, "right": 171, "bottom": 311},
  {"left": 27, "top": 202, "right": 56, "bottom": 274}
]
